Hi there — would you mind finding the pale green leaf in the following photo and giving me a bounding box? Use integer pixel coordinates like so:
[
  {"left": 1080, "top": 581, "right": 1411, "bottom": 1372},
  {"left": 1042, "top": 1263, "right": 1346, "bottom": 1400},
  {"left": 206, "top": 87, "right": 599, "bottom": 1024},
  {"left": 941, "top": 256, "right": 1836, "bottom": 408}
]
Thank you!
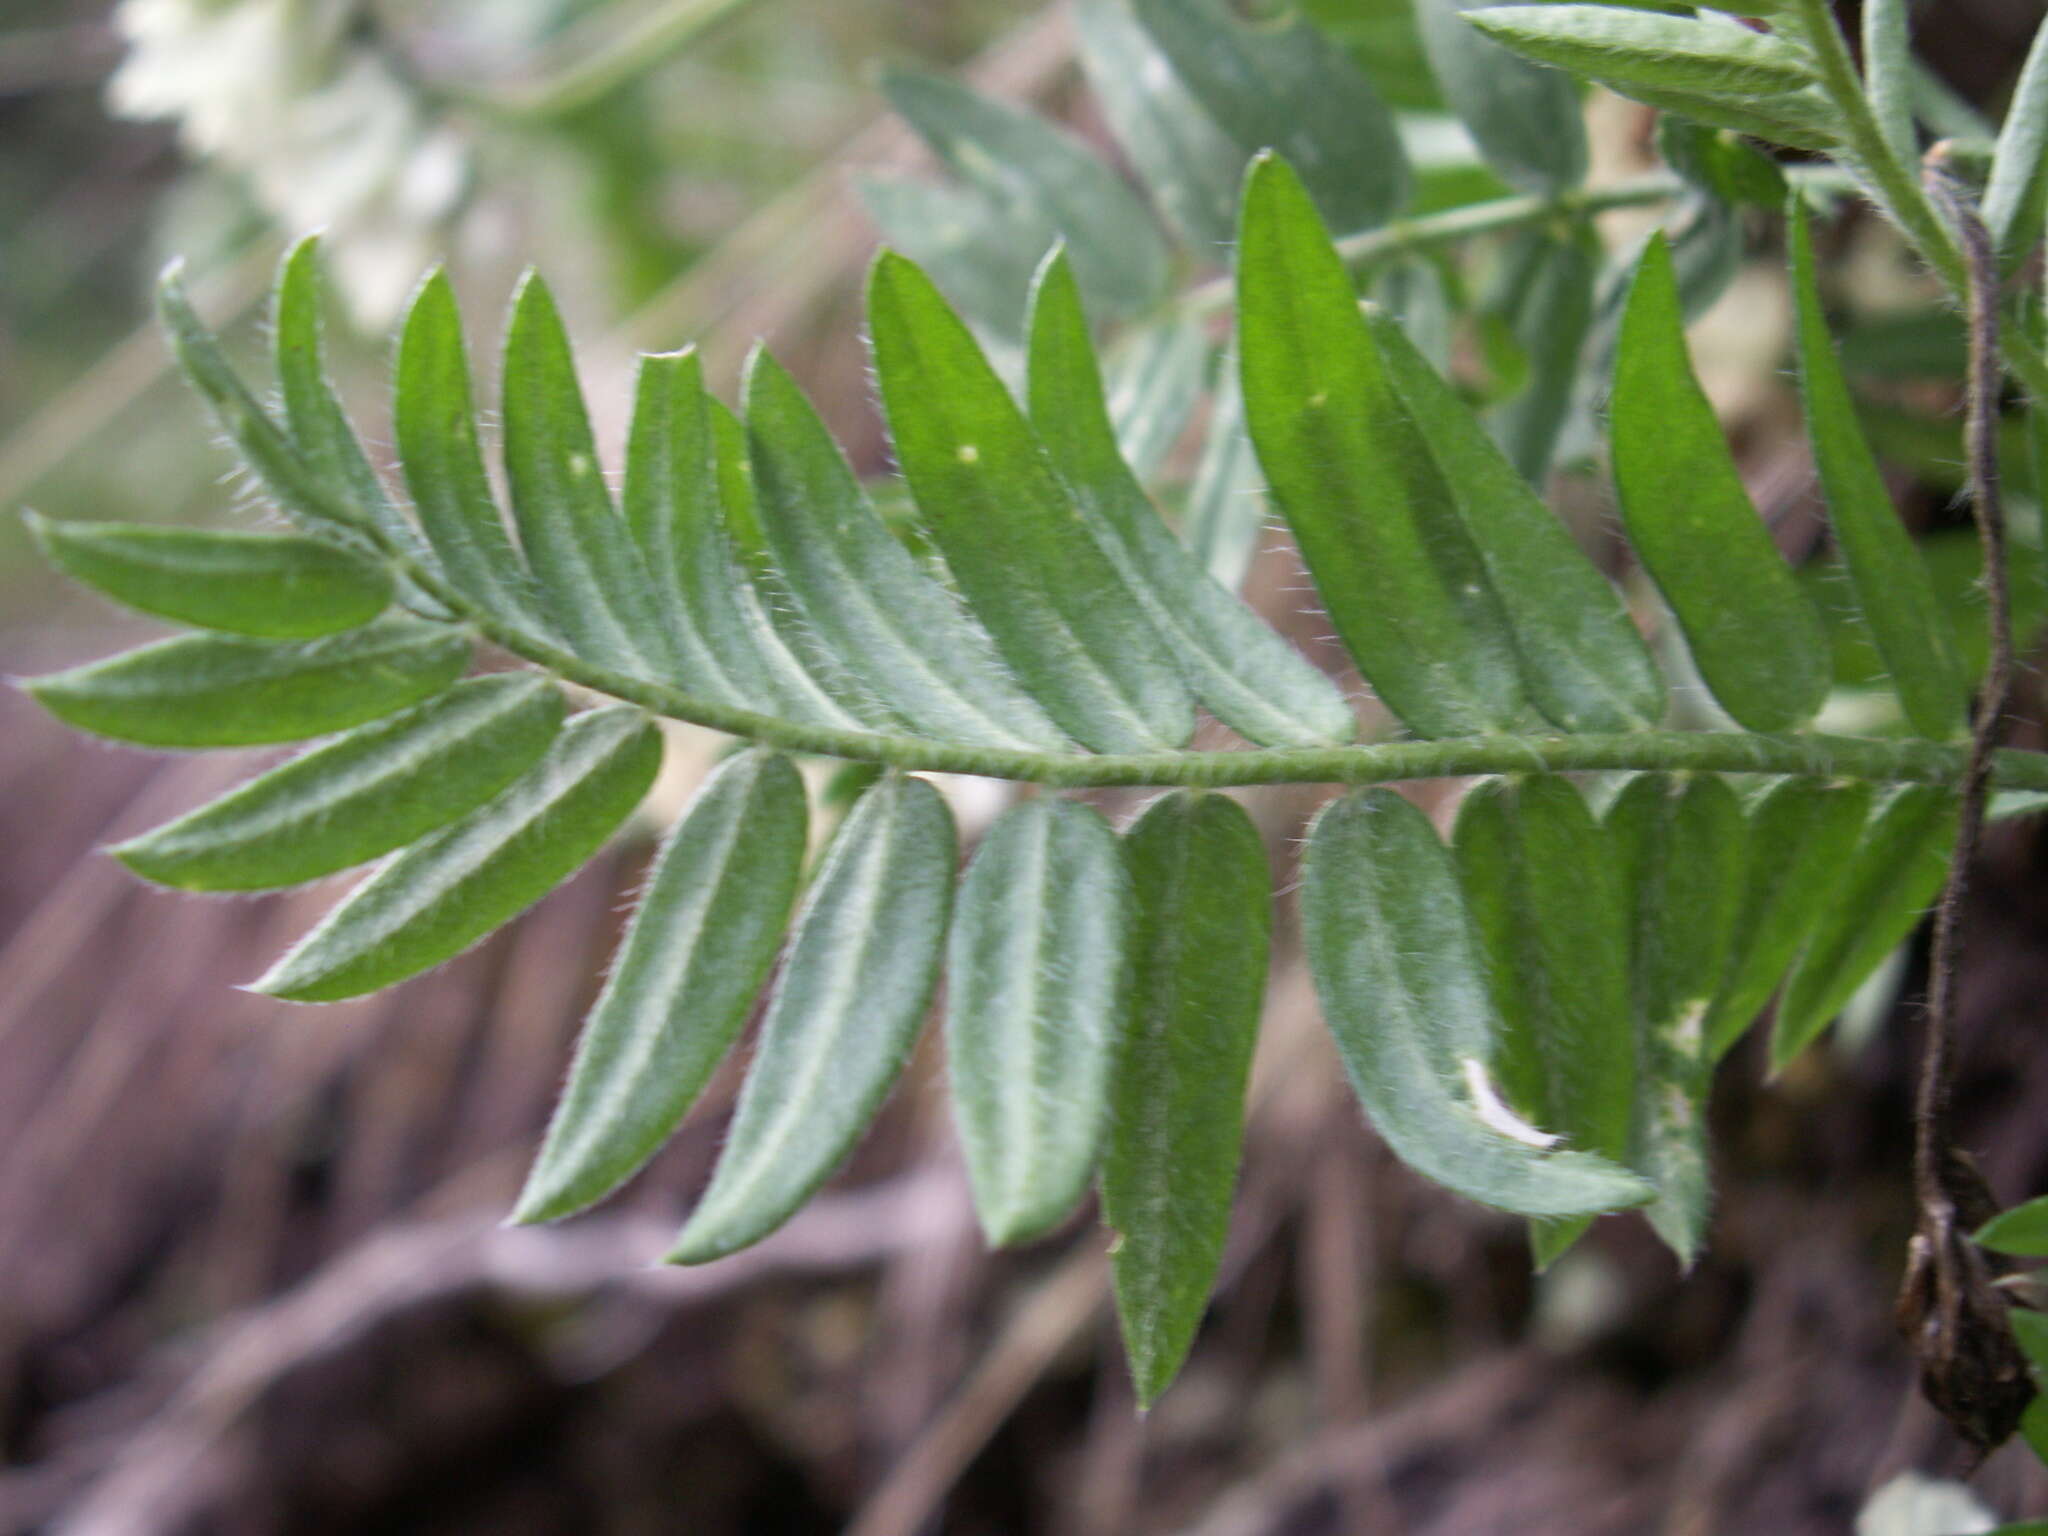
[
  {"left": 1183, "top": 345, "right": 1266, "bottom": 592},
  {"left": 515, "top": 750, "right": 808, "bottom": 1223},
  {"left": 1985, "top": 18, "right": 2048, "bottom": 271},
  {"left": 1106, "top": 318, "right": 1208, "bottom": 483},
  {"left": 1416, "top": 0, "right": 1588, "bottom": 194},
  {"left": 1861, "top": 0, "right": 1918, "bottom": 171},
  {"left": 668, "top": 774, "right": 956, "bottom": 1262},
  {"left": 27, "top": 517, "right": 390, "bottom": 639},
  {"left": 1103, "top": 791, "right": 1270, "bottom": 1407},
  {"left": 1488, "top": 224, "right": 1599, "bottom": 485},
  {"left": 25, "top": 616, "right": 469, "bottom": 750},
  {"left": 113, "top": 675, "right": 564, "bottom": 892},
  {"left": 1612, "top": 234, "right": 1830, "bottom": 732},
  {"left": 947, "top": 797, "right": 1131, "bottom": 1247},
  {"left": 252, "top": 705, "right": 662, "bottom": 1003}
]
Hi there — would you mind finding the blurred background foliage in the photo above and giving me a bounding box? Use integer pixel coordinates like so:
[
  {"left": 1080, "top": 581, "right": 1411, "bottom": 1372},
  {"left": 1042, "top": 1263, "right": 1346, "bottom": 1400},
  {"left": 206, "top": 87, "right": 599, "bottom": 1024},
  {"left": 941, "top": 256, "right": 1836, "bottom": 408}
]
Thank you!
[{"left": 7, "top": 2, "right": 2048, "bottom": 1532}]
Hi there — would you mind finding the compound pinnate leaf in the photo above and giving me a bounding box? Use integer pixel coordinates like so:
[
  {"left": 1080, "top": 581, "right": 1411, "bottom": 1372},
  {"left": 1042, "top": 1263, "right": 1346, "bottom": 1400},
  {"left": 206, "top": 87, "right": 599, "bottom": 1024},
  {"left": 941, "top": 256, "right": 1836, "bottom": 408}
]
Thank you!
[
  {"left": 1703, "top": 777, "right": 1874, "bottom": 1062},
  {"left": 1453, "top": 776, "right": 1637, "bottom": 1266},
  {"left": 1303, "top": 787, "right": 1654, "bottom": 1220},
  {"left": 741, "top": 348, "right": 1069, "bottom": 750},
  {"left": 1416, "top": 0, "right": 1588, "bottom": 195},
  {"left": 1238, "top": 154, "right": 1529, "bottom": 738},
  {"left": 1606, "top": 773, "right": 1746, "bottom": 1265},
  {"left": 1790, "top": 206, "right": 1964, "bottom": 741},
  {"left": 501, "top": 272, "right": 674, "bottom": 680},
  {"left": 668, "top": 774, "right": 956, "bottom": 1263},
  {"left": 1975, "top": 1195, "right": 2048, "bottom": 1259},
  {"left": 1773, "top": 785, "right": 1958, "bottom": 1069},
  {"left": 113, "top": 674, "right": 564, "bottom": 892},
  {"left": 1133, "top": 0, "right": 1408, "bottom": 235},
  {"left": 252, "top": 705, "right": 662, "bottom": 1003},
  {"left": 1366, "top": 309, "right": 1664, "bottom": 734},
  {"left": 868, "top": 251, "right": 1193, "bottom": 753},
  {"left": 516, "top": 750, "right": 808, "bottom": 1224},
  {"left": 877, "top": 66, "right": 1169, "bottom": 324},
  {"left": 395, "top": 272, "right": 555, "bottom": 637},
  {"left": 1025, "top": 251, "right": 1353, "bottom": 748},
  {"left": 1103, "top": 790, "right": 1270, "bottom": 1407},
  {"left": 25, "top": 616, "right": 469, "bottom": 750},
  {"left": 25, "top": 517, "right": 390, "bottom": 640},
  {"left": 948, "top": 797, "right": 1131, "bottom": 1247},
  {"left": 1612, "top": 234, "right": 1830, "bottom": 733},
  {"left": 1984, "top": 19, "right": 2048, "bottom": 272}
]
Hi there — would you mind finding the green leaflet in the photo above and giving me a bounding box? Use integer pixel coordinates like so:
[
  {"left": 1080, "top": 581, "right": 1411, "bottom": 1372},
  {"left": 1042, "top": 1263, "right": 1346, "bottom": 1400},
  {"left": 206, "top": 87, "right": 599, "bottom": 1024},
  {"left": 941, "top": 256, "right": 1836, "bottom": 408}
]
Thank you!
[
  {"left": 252, "top": 704, "right": 662, "bottom": 1003},
  {"left": 1106, "top": 318, "right": 1208, "bottom": 483},
  {"left": 1183, "top": 346, "right": 1266, "bottom": 593},
  {"left": 1702, "top": 778, "right": 1874, "bottom": 1062},
  {"left": 1416, "top": 0, "right": 1588, "bottom": 195},
  {"left": 1453, "top": 777, "right": 1637, "bottom": 1268},
  {"left": 1612, "top": 235, "right": 1830, "bottom": 733},
  {"left": 501, "top": 272, "right": 675, "bottom": 681},
  {"left": 1025, "top": 251, "right": 1353, "bottom": 748},
  {"left": 515, "top": 750, "right": 808, "bottom": 1224},
  {"left": 1772, "top": 785, "right": 1958, "bottom": 1069},
  {"left": 113, "top": 675, "right": 564, "bottom": 892},
  {"left": 1488, "top": 224, "right": 1599, "bottom": 486},
  {"left": 1861, "top": 0, "right": 1918, "bottom": 171},
  {"left": 740, "top": 348, "right": 1070, "bottom": 750},
  {"left": 273, "top": 239, "right": 431, "bottom": 568},
  {"left": 668, "top": 774, "right": 956, "bottom": 1263},
  {"left": 1073, "top": 0, "right": 1244, "bottom": 250},
  {"left": 1303, "top": 787, "right": 1654, "bottom": 1221},
  {"left": 25, "top": 616, "right": 469, "bottom": 750},
  {"left": 867, "top": 252, "right": 1193, "bottom": 754},
  {"left": 1132, "top": 0, "right": 1409, "bottom": 235},
  {"left": 876, "top": 67, "right": 1169, "bottom": 326},
  {"left": 1366, "top": 309, "right": 1664, "bottom": 734},
  {"left": 855, "top": 177, "right": 1051, "bottom": 349},
  {"left": 24, "top": 517, "right": 390, "bottom": 640},
  {"left": 1102, "top": 791, "right": 1269, "bottom": 1407},
  {"left": 1976, "top": 1195, "right": 2048, "bottom": 1258},
  {"left": 1984, "top": 18, "right": 2048, "bottom": 272},
  {"left": 395, "top": 272, "right": 555, "bottom": 638},
  {"left": 1606, "top": 773, "right": 1746, "bottom": 1266},
  {"left": 1238, "top": 154, "right": 1529, "bottom": 738},
  {"left": 1465, "top": 7, "right": 1838, "bottom": 152},
  {"left": 1790, "top": 207, "right": 1965, "bottom": 741},
  {"left": 947, "top": 797, "right": 1131, "bottom": 1247}
]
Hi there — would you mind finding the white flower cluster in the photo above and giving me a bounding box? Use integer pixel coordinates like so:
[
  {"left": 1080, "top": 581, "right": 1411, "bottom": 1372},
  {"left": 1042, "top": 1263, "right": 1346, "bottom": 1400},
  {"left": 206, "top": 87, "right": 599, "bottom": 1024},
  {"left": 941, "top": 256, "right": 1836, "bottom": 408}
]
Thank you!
[{"left": 110, "top": 0, "right": 471, "bottom": 326}]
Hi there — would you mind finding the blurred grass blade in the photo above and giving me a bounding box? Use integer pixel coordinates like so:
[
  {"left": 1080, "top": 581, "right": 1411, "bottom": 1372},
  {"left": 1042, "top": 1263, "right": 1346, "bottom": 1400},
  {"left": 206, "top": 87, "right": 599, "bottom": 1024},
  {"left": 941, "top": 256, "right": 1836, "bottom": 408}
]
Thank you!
[
  {"left": 1238, "top": 154, "right": 1529, "bottom": 738},
  {"left": 1103, "top": 791, "right": 1270, "bottom": 1407},
  {"left": 1773, "top": 786, "right": 1959, "bottom": 1069},
  {"left": 395, "top": 273, "right": 556, "bottom": 638},
  {"left": 1489, "top": 225, "right": 1600, "bottom": 485},
  {"left": 1184, "top": 346, "right": 1266, "bottom": 592},
  {"left": 1416, "top": 0, "right": 1588, "bottom": 194},
  {"left": 1073, "top": 0, "right": 1243, "bottom": 250},
  {"left": 1132, "top": 0, "right": 1408, "bottom": 234},
  {"left": 501, "top": 272, "right": 675, "bottom": 680},
  {"left": 1466, "top": 7, "right": 1837, "bottom": 151},
  {"left": 878, "top": 66, "right": 1170, "bottom": 324},
  {"left": 1790, "top": 206, "right": 1964, "bottom": 740},
  {"left": 1366, "top": 308, "right": 1663, "bottom": 733},
  {"left": 114, "top": 675, "right": 563, "bottom": 892},
  {"left": 867, "top": 252, "right": 1193, "bottom": 753},
  {"left": 1025, "top": 252, "right": 1352, "bottom": 747},
  {"left": 1703, "top": 778, "right": 1874, "bottom": 1062},
  {"left": 25, "top": 616, "right": 468, "bottom": 750},
  {"left": 1453, "top": 777, "right": 1637, "bottom": 1268},
  {"left": 1984, "top": 18, "right": 2048, "bottom": 271},
  {"left": 1861, "top": 0, "right": 1918, "bottom": 170},
  {"left": 26, "top": 517, "right": 389, "bottom": 639},
  {"left": 274, "top": 238, "right": 434, "bottom": 567},
  {"left": 948, "top": 798, "right": 1131, "bottom": 1247},
  {"left": 253, "top": 705, "right": 662, "bottom": 1004},
  {"left": 1975, "top": 1195, "right": 2048, "bottom": 1258},
  {"left": 741, "top": 348, "right": 1070, "bottom": 750},
  {"left": 516, "top": 750, "right": 808, "bottom": 1224},
  {"left": 668, "top": 774, "right": 956, "bottom": 1263},
  {"left": 1304, "top": 787, "right": 1654, "bottom": 1219},
  {"left": 1107, "top": 318, "right": 1208, "bottom": 483},
  {"left": 1612, "top": 234, "right": 1829, "bottom": 732}
]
